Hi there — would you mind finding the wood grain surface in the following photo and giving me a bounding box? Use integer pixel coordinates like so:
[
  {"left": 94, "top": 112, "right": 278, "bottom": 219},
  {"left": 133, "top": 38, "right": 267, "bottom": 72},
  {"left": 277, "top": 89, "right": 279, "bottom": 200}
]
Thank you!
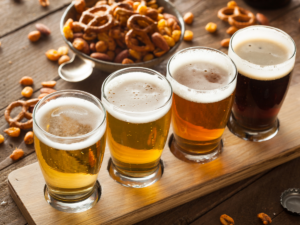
[{"left": 1, "top": 0, "right": 300, "bottom": 224}]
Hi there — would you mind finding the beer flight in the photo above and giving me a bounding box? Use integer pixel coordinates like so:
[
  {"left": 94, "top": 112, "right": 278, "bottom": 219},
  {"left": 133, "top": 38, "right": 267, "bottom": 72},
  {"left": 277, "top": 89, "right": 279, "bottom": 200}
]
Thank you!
[{"left": 32, "top": 26, "right": 296, "bottom": 213}]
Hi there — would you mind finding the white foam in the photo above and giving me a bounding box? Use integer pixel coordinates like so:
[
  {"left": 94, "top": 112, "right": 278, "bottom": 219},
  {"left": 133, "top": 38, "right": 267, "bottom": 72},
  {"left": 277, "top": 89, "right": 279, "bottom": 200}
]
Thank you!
[
  {"left": 167, "top": 48, "right": 237, "bottom": 103},
  {"left": 229, "top": 26, "right": 295, "bottom": 81},
  {"left": 33, "top": 97, "right": 106, "bottom": 151},
  {"left": 102, "top": 72, "right": 172, "bottom": 123}
]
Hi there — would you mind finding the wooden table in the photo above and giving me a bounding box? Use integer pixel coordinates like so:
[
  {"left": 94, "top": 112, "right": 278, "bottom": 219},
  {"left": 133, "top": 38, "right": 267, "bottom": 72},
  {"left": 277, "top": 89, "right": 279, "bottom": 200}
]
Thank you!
[{"left": 1, "top": 0, "right": 300, "bottom": 224}]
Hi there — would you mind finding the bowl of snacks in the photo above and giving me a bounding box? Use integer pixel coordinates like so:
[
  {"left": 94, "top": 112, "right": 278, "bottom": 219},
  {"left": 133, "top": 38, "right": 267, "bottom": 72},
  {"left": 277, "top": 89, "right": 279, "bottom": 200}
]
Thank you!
[{"left": 59, "top": 0, "right": 185, "bottom": 81}]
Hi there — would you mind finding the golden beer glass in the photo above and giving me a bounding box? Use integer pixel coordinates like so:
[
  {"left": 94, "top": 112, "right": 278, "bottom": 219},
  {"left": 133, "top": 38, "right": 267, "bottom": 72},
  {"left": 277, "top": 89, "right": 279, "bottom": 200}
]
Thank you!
[
  {"left": 167, "top": 47, "right": 237, "bottom": 163},
  {"left": 102, "top": 67, "right": 172, "bottom": 188},
  {"left": 33, "top": 90, "right": 107, "bottom": 213}
]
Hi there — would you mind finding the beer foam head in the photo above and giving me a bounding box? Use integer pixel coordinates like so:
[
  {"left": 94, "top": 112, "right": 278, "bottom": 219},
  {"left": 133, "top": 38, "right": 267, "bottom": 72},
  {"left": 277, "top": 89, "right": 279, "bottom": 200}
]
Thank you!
[
  {"left": 102, "top": 70, "right": 172, "bottom": 123},
  {"left": 229, "top": 26, "right": 296, "bottom": 81},
  {"left": 33, "top": 97, "right": 106, "bottom": 151},
  {"left": 167, "top": 47, "right": 237, "bottom": 103}
]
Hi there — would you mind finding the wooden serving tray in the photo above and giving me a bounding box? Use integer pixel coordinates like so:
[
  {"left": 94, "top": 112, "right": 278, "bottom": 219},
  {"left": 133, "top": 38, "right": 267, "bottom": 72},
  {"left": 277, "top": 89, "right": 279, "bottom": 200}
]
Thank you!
[{"left": 8, "top": 83, "right": 300, "bottom": 225}]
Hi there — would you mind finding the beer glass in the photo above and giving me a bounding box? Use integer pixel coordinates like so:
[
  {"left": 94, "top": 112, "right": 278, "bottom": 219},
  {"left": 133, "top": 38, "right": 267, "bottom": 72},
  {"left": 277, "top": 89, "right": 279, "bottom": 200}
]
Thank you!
[
  {"left": 228, "top": 26, "right": 296, "bottom": 142},
  {"left": 102, "top": 67, "right": 172, "bottom": 188},
  {"left": 33, "top": 90, "right": 107, "bottom": 213},
  {"left": 167, "top": 47, "right": 237, "bottom": 163}
]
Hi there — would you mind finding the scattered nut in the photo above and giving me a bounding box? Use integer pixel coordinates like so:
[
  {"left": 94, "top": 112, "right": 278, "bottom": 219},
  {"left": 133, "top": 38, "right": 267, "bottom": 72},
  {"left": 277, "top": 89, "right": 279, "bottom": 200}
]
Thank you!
[
  {"left": 19, "top": 76, "right": 34, "bottom": 86},
  {"left": 45, "top": 49, "right": 60, "bottom": 61},
  {"left": 122, "top": 58, "right": 134, "bottom": 64},
  {"left": 38, "top": 93, "right": 48, "bottom": 100},
  {"left": 39, "top": 0, "right": 50, "bottom": 7},
  {"left": 0, "top": 135, "right": 4, "bottom": 144},
  {"left": 21, "top": 87, "right": 33, "bottom": 98},
  {"left": 183, "top": 12, "right": 194, "bottom": 24},
  {"left": 28, "top": 31, "right": 41, "bottom": 42},
  {"left": 256, "top": 13, "right": 270, "bottom": 26},
  {"left": 221, "top": 38, "right": 230, "bottom": 47},
  {"left": 205, "top": 22, "right": 217, "bottom": 33},
  {"left": 184, "top": 30, "right": 193, "bottom": 41},
  {"left": 220, "top": 214, "right": 234, "bottom": 225},
  {"left": 40, "top": 88, "right": 56, "bottom": 94},
  {"left": 35, "top": 23, "right": 51, "bottom": 36},
  {"left": 42, "top": 81, "right": 56, "bottom": 88},
  {"left": 258, "top": 213, "right": 272, "bottom": 224},
  {"left": 4, "top": 127, "right": 21, "bottom": 137},
  {"left": 227, "top": 1, "right": 237, "bottom": 7},
  {"left": 58, "top": 55, "right": 71, "bottom": 65},
  {"left": 24, "top": 131, "right": 34, "bottom": 145},
  {"left": 10, "top": 149, "right": 24, "bottom": 161},
  {"left": 226, "top": 26, "right": 238, "bottom": 35},
  {"left": 57, "top": 46, "right": 69, "bottom": 55}
]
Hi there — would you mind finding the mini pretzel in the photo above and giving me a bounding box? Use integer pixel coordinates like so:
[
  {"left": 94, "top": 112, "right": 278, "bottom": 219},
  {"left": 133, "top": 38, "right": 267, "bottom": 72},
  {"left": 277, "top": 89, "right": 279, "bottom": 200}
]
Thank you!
[
  {"left": 127, "top": 15, "right": 158, "bottom": 34},
  {"left": 125, "top": 29, "right": 155, "bottom": 52},
  {"left": 5, "top": 99, "right": 39, "bottom": 130},
  {"left": 218, "top": 6, "right": 256, "bottom": 28}
]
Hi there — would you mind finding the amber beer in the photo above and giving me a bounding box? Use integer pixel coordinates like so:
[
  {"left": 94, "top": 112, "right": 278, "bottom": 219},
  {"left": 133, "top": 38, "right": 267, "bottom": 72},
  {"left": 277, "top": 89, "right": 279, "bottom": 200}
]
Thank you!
[
  {"left": 228, "top": 26, "right": 296, "bottom": 142},
  {"left": 33, "top": 90, "right": 106, "bottom": 213},
  {"left": 102, "top": 68, "right": 172, "bottom": 188},
  {"left": 167, "top": 47, "right": 237, "bottom": 163}
]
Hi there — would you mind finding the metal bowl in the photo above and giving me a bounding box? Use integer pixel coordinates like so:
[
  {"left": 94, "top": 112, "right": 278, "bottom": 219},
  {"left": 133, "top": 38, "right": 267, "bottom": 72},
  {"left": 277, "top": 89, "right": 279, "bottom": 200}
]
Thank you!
[{"left": 59, "top": 0, "right": 185, "bottom": 81}]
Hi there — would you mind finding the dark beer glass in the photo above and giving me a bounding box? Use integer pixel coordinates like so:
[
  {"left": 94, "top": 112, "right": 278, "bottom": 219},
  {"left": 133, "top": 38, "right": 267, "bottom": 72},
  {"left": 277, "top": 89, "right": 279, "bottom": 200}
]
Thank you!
[{"left": 228, "top": 26, "right": 296, "bottom": 142}]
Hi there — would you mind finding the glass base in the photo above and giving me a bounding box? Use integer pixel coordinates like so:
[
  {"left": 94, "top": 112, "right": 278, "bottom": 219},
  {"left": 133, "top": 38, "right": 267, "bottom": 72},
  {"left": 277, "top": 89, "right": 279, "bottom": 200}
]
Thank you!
[
  {"left": 169, "top": 134, "right": 223, "bottom": 164},
  {"left": 107, "top": 158, "right": 164, "bottom": 188},
  {"left": 227, "top": 114, "right": 280, "bottom": 142},
  {"left": 44, "top": 181, "right": 101, "bottom": 213}
]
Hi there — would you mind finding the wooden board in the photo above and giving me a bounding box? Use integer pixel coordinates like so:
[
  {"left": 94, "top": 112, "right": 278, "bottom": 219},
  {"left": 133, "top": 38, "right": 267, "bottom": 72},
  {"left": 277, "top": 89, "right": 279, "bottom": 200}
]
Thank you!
[{"left": 7, "top": 81, "right": 300, "bottom": 225}]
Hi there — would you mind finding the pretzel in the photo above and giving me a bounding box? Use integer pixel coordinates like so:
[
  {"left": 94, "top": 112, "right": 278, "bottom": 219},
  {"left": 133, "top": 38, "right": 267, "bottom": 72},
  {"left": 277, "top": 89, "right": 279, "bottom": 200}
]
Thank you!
[
  {"left": 78, "top": 6, "right": 114, "bottom": 33},
  {"left": 218, "top": 6, "right": 255, "bottom": 28},
  {"left": 125, "top": 29, "right": 155, "bottom": 52},
  {"left": 5, "top": 99, "right": 39, "bottom": 130},
  {"left": 127, "top": 15, "right": 158, "bottom": 34}
]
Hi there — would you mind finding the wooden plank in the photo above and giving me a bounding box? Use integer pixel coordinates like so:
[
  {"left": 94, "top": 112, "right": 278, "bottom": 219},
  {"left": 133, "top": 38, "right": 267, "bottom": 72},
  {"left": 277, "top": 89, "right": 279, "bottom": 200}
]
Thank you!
[
  {"left": 7, "top": 80, "right": 300, "bottom": 224},
  {"left": 0, "top": 0, "right": 71, "bottom": 37}
]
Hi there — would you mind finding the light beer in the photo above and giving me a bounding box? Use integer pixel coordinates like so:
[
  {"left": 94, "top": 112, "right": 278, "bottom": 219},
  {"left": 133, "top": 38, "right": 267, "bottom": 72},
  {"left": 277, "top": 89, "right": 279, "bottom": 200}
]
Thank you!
[
  {"left": 167, "top": 47, "right": 237, "bottom": 163},
  {"left": 33, "top": 91, "right": 106, "bottom": 212},
  {"left": 102, "top": 68, "right": 172, "bottom": 187},
  {"left": 228, "top": 26, "right": 296, "bottom": 141}
]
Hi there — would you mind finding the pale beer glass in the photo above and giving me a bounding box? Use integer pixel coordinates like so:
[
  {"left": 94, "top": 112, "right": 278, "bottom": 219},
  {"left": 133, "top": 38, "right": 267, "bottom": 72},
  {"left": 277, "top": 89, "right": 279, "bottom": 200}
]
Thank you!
[
  {"left": 167, "top": 47, "right": 237, "bottom": 163},
  {"left": 102, "top": 67, "right": 172, "bottom": 188},
  {"left": 33, "top": 90, "right": 107, "bottom": 213},
  {"left": 228, "top": 26, "right": 296, "bottom": 141}
]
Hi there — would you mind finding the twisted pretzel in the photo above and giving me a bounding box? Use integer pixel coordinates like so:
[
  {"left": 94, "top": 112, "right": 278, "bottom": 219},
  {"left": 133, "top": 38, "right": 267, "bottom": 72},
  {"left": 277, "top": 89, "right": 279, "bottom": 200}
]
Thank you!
[
  {"left": 218, "top": 6, "right": 256, "bottom": 28},
  {"left": 125, "top": 29, "right": 155, "bottom": 52},
  {"left": 5, "top": 99, "right": 39, "bottom": 130},
  {"left": 127, "top": 15, "right": 158, "bottom": 34}
]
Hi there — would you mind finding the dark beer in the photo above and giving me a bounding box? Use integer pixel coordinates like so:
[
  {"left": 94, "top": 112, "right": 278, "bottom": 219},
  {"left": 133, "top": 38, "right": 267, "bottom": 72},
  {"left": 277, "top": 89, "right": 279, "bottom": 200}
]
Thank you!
[
  {"left": 243, "top": 0, "right": 291, "bottom": 9},
  {"left": 228, "top": 26, "right": 296, "bottom": 141}
]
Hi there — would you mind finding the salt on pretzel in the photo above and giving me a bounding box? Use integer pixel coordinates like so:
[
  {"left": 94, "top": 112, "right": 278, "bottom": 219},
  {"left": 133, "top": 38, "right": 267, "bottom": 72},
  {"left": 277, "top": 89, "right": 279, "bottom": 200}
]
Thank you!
[
  {"left": 5, "top": 99, "right": 39, "bottom": 130},
  {"left": 125, "top": 29, "right": 155, "bottom": 52},
  {"left": 218, "top": 6, "right": 256, "bottom": 28}
]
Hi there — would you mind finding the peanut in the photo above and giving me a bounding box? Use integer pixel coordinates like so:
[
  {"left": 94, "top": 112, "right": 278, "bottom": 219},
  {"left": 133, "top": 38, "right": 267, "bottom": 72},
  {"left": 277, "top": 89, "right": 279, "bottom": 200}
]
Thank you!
[
  {"left": 58, "top": 55, "right": 70, "bottom": 65},
  {"left": 90, "top": 53, "right": 111, "bottom": 61},
  {"left": 143, "top": 53, "right": 154, "bottom": 62},
  {"left": 96, "top": 40, "right": 108, "bottom": 53},
  {"left": 129, "top": 49, "right": 142, "bottom": 60},
  {"left": 0, "top": 135, "right": 4, "bottom": 144},
  {"left": 73, "top": 38, "right": 90, "bottom": 55},
  {"left": 184, "top": 30, "right": 193, "bottom": 41},
  {"left": 73, "top": 39, "right": 84, "bottom": 51},
  {"left": 65, "top": 18, "right": 73, "bottom": 29},
  {"left": 153, "top": 48, "right": 166, "bottom": 57},
  {"left": 35, "top": 23, "right": 51, "bottom": 36},
  {"left": 172, "top": 30, "right": 181, "bottom": 42},
  {"left": 4, "top": 127, "right": 21, "bottom": 137},
  {"left": 42, "top": 81, "right": 56, "bottom": 88},
  {"left": 38, "top": 93, "right": 48, "bottom": 100},
  {"left": 137, "top": 5, "right": 147, "bottom": 15},
  {"left": 21, "top": 87, "right": 33, "bottom": 98},
  {"left": 63, "top": 25, "right": 74, "bottom": 40},
  {"left": 28, "top": 31, "right": 41, "bottom": 42},
  {"left": 205, "top": 22, "right": 217, "bottom": 33},
  {"left": 226, "top": 26, "right": 238, "bottom": 35},
  {"left": 221, "top": 38, "right": 230, "bottom": 47},
  {"left": 45, "top": 49, "right": 60, "bottom": 61},
  {"left": 258, "top": 213, "right": 272, "bottom": 225},
  {"left": 220, "top": 214, "right": 234, "bottom": 225},
  {"left": 114, "top": 49, "right": 129, "bottom": 63},
  {"left": 74, "top": 0, "right": 86, "bottom": 14},
  {"left": 157, "top": 7, "right": 164, "bottom": 14},
  {"left": 122, "top": 58, "right": 134, "bottom": 64},
  {"left": 24, "top": 131, "right": 34, "bottom": 145},
  {"left": 183, "top": 12, "right": 194, "bottom": 24},
  {"left": 19, "top": 76, "right": 34, "bottom": 86},
  {"left": 133, "top": 2, "right": 140, "bottom": 11},
  {"left": 227, "top": 1, "right": 237, "bottom": 7},
  {"left": 256, "top": 13, "right": 270, "bottom": 26},
  {"left": 57, "top": 46, "right": 69, "bottom": 55}
]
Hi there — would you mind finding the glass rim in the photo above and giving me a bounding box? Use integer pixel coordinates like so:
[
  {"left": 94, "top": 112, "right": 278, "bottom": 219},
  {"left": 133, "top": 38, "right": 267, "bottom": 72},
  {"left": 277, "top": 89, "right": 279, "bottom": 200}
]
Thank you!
[
  {"left": 167, "top": 46, "right": 238, "bottom": 93},
  {"left": 33, "top": 89, "right": 106, "bottom": 141},
  {"left": 101, "top": 67, "right": 173, "bottom": 115},
  {"left": 229, "top": 25, "right": 297, "bottom": 67}
]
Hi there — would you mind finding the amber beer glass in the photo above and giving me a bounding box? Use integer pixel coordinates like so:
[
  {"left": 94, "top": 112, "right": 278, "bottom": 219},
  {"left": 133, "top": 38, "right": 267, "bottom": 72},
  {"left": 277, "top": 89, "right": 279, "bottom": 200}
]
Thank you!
[
  {"left": 228, "top": 26, "right": 296, "bottom": 142},
  {"left": 33, "top": 90, "right": 107, "bottom": 213},
  {"left": 102, "top": 67, "right": 172, "bottom": 188},
  {"left": 167, "top": 47, "right": 237, "bottom": 163}
]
